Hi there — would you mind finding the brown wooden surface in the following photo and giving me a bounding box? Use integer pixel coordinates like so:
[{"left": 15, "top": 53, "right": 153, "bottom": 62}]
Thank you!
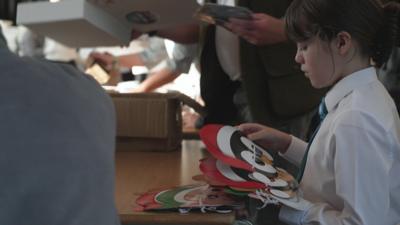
[{"left": 115, "top": 140, "right": 236, "bottom": 225}]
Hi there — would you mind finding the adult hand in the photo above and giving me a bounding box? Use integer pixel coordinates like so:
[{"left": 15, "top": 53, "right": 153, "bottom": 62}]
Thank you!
[
  {"left": 89, "top": 52, "right": 116, "bottom": 71},
  {"left": 238, "top": 123, "right": 292, "bottom": 154},
  {"left": 131, "top": 30, "right": 144, "bottom": 40},
  {"left": 225, "top": 13, "right": 287, "bottom": 46}
]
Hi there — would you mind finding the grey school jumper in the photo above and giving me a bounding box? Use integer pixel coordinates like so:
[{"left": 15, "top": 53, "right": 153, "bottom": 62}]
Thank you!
[{"left": 0, "top": 42, "right": 120, "bottom": 225}]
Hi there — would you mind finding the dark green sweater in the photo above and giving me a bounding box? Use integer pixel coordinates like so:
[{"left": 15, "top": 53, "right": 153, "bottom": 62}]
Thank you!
[{"left": 238, "top": 0, "right": 325, "bottom": 126}]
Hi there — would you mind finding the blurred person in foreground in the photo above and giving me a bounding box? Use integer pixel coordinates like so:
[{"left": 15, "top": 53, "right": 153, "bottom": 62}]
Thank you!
[{"left": 0, "top": 26, "right": 120, "bottom": 225}]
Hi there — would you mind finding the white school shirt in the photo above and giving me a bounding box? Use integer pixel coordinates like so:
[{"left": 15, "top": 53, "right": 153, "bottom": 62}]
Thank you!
[
  {"left": 280, "top": 67, "right": 400, "bottom": 225},
  {"left": 215, "top": 0, "right": 241, "bottom": 81},
  {"left": 167, "top": 43, "right": 197, "bottom": 74}
]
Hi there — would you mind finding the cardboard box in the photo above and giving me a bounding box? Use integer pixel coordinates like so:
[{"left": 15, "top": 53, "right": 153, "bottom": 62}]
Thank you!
[
  {"left": 16, "top": 0, "right": 199, "bottom": 47},
  {"left": 110, "top": 92, "right": 204, "bottom": 152}
]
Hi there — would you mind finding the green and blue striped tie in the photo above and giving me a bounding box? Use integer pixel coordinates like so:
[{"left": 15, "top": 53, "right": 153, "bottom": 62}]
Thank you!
[{"left": 296, "top": 98, "right": 328, "bottom": 182}]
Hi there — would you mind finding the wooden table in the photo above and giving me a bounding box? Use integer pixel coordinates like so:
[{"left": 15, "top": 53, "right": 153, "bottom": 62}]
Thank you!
[{"left": 115, "top": 141, "right": 236, "bottom": 225}]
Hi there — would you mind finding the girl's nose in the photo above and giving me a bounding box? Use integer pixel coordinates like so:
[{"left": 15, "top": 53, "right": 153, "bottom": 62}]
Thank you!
[{"left": 294, "top": 49, "right": 303, "bottom": 64}]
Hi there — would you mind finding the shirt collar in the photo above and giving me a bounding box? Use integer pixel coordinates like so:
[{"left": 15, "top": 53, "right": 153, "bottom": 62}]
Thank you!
[{"left": 325, "top": 67, "right": 378, "bottom": 113}]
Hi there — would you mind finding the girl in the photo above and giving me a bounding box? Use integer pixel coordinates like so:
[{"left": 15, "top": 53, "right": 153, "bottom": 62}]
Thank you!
[{"left": 239, "top": 0, "right": 400, "bottom": 224}]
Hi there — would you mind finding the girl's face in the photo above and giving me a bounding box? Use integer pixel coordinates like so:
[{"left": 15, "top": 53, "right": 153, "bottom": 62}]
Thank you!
[{"left": 295, "top": 37, "right": 343, "bottom": 89}]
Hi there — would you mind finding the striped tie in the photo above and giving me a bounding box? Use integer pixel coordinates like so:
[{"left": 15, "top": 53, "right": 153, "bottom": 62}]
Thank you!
[{"left": 296, "top": 98, "right": 328, "bottom": 182}]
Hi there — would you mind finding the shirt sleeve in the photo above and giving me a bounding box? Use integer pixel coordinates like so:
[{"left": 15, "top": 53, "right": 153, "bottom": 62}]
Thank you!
[
  {"left": 167, "top": 43, "right": 197, "bottom": 74},
  {"left": 281, "top": 135, "right": 308, "bottom": 167},
  {"left": 279, "top": 110, "right": 393, "bottom": 225},
  {"left": 139, "top": 37, "right": 169, "bottom": 69}
]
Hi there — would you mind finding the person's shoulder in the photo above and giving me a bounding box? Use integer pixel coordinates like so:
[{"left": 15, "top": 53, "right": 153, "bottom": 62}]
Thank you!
[
  {"left": 334, "top": 83, "right": 397, "bottom": 133},
  {"left": 0, "top": 50, "right": 109, "bottom": 104},
  {"left": 26, "top": 57, "right": 100, "bottom": 87}
]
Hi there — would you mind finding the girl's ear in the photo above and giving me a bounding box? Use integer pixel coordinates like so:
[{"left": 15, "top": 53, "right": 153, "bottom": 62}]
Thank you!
[{"left": 335, "top": 31, "right": 352, "bottom": 55}]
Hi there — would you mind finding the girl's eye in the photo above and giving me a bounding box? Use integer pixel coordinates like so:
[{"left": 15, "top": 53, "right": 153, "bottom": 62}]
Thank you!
[{"left": 298, "top": 44, "right": 308, "bottom": 51}]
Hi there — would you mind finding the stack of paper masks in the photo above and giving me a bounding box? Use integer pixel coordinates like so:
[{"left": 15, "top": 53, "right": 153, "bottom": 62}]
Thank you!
[
  {"left": 135, "top": 184, "right": 244, "bottom": 213},
  {"left": 199, "top": 124, "right": 309, "bottom": 210}
]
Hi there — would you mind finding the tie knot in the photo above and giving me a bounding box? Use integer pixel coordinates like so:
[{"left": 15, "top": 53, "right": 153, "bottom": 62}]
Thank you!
[{"left": 318, "top": 98, "right": 328, "bottom": 121}]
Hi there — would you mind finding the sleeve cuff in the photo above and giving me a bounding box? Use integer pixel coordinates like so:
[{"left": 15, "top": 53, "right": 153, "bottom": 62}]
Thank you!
[
  {"left": 280, "top": 135, "right": 308, "bottom": 167},
  {"left": 279, "top": 205, "right": 307, "bottom": 225}
]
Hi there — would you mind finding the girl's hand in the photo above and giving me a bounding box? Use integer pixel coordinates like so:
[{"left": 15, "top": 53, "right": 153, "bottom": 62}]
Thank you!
[{"left": 238, "top": 123, "right": 292, "bottom": 154}]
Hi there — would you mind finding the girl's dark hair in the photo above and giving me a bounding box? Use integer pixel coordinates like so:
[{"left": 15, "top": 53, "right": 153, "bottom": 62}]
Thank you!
[{"left": 285, "top": 0, "right": 400, "bottom": 68}]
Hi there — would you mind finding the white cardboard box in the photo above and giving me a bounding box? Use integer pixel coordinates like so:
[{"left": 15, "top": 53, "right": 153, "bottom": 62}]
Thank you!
[
  {"left": 90, "top": 0, "right": 199, "bottom": 32},
  {"left": 16, "top": 0, "right": 199, "bottom": 47},
  {"left": 17, "top": 0, "right": 131, "bottom": 47}
]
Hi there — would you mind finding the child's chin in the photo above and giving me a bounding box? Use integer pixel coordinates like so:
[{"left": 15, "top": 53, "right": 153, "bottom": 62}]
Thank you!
[{"left": 310, "top": 80, "right": 325, "bottom": 89}]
